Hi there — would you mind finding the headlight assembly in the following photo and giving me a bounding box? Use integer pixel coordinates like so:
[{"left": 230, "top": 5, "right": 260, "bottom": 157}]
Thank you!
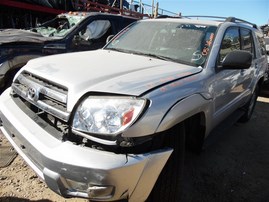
[{"left": 72, "top": 96, "right": 146, "bottom": 136}]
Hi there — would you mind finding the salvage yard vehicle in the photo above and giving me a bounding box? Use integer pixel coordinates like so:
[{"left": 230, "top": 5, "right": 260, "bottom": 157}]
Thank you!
[
  {"left": 0, "top": 16, "right": 267, "bottom": 201},
  {"left": 0, "top": 12, "right": 137, "bottom": 91}
]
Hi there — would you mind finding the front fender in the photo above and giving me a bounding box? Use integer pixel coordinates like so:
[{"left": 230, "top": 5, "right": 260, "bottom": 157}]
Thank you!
[{"left": 156, "top": 94, "right": 212, "bottom": 135}]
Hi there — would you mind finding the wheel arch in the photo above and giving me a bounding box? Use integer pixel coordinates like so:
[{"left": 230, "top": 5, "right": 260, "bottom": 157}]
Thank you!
[
  {"left": 257, "top": 76, "right": 264, "bottom": 92},
  {"left": 156, "top": 94, "right": 210, "bottom": 153},
  {"left": 156, "top": 93, "right": 209, "bottom": 133}
]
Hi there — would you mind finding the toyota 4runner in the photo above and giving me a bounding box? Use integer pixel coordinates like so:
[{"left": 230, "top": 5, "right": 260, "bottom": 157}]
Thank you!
[{"left": 0, "top": 16, "right": 267, "bottom": 202}]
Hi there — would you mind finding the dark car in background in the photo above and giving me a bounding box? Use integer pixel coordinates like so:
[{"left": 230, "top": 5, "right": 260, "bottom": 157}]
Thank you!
[{"left": 0, "top": 12, "right": 137, "bottom": 91}]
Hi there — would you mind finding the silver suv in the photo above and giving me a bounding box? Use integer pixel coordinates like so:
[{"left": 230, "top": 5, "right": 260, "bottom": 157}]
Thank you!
[{"left": 0, "top": 16, "right": 267, "bottom": 202}]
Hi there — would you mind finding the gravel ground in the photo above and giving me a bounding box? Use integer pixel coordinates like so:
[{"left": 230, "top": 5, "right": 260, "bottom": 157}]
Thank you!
[
  {"left": 0, "top": 93, "right": 269, "bottom": 202},
  {"left": 181, "top": 95, "right": 269, "bottom": 202},
  {"left": 0, "top": 136, "right": 88, "bottom": 202}
]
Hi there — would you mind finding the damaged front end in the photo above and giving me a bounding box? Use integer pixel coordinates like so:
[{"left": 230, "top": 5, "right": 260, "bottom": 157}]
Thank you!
[{"left": 0, "top": 70, "right": 173, "bottom": 201}]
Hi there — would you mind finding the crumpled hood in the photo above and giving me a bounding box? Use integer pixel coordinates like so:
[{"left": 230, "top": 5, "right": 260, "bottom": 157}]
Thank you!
[
  {"left": 23, "top": 49, "right": 202, "bottom": 108},
  {"left": 0, "top": 29, "right": 55, "bottom": 45}
]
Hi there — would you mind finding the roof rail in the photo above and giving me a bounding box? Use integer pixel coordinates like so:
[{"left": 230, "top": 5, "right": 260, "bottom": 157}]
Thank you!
[
  {"left": 156, "top": 15, "right": 182, "bottom": 19},
  {"left": 225, "top": 17, "right": 258, "bottom": 29},
  {"left": 182, "top": 15, "right": 258, "bottom": 29},
  {"left": 183, "top": 15, "right": 227, "bottom": 20}
]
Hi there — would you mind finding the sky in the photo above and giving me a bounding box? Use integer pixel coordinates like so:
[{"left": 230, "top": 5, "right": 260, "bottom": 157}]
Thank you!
[{"left": 140, "top": 0, "right": 269, "bottom": 26}]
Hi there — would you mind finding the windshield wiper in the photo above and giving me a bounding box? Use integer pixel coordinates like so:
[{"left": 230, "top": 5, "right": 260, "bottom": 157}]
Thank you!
[
  {"left": 105, "top": 48, "right": 199, "bottom": 66},
  {"left": 105, "top": 47, "right": 134, "bottom": 54},
  {"left": 130, "top": 51, "right": 179, "bottom": 62},
  {"left": 140, "top": 53, "right": 172, "bottom": 61},
  {"left": 105, "top": 48, "right": 169, "bottom": 61},
  {"left": 132, "top": 51, "right": 201, "bottom": 66}
]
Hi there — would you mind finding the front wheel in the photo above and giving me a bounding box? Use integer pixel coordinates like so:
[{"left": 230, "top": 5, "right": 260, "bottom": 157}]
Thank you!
[
  {"left": 239, "top": 85, "right": 259, "bottom": 123},
  {"left": 147, "top": 123, "right": 186, "bottom": 202},
  {"left": 0, "top": 68, "right": 19, "bottom": 94}
]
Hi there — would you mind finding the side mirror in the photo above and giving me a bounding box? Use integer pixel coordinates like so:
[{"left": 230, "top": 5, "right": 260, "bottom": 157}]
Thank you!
[
  {"left": 222, "top": 50, "right": 252, "bottom": 69},
  {"left": 106, "top": 35, "right": 114, "bottom": 44}
]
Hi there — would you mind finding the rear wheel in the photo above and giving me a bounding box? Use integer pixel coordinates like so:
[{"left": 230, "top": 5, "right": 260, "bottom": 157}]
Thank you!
[
  {"left": 239, "top": 85, "right": 259, "bottom": 123},
  {"left": 147, "top": 123, "right": 186, "bottom": 202}
]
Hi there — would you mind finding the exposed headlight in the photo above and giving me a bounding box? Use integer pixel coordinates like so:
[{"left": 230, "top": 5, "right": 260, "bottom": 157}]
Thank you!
[{"left": 72, "top": 96, "right": 146, "bottom": 135}]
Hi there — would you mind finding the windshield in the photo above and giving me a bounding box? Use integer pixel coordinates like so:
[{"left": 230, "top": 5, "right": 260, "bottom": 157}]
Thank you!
[
  {"left": 32, "top": 14, "right": 86, "bottom": 37},
  {"left": 105, "top": 21, "right": 217, "bottom": 67}
]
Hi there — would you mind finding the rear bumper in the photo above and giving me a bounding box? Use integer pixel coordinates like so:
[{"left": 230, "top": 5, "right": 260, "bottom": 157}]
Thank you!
[{"left": 0, "top": 88, "right": 172, "bottom": 201}]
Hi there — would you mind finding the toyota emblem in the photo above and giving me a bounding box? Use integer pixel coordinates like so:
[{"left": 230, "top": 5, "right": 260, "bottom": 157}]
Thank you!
[{"left": 27, "top": 87, "right": 39, "bottom": 101}]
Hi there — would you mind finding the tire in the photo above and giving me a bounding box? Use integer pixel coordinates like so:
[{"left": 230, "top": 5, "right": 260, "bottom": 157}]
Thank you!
[
  {"left": 185, "top": 115, "right": 205, "bottom": 154},
  {"left": 147, "top": 123, "right": 186, "bottom": 202},
  {"left": 239, "top": 85, "right": 259, "bottom": 123},
  {"left": 0, "top": 68, "right": 19, "bottom": 94}
]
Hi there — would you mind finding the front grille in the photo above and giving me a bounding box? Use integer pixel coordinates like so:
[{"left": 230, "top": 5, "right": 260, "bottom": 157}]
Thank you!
[
  {"left": 12, "top": 71, "right": 70, "bottom": 122},
  {"left": 10, "top": 71, "right": 121, "bottom": 150}
]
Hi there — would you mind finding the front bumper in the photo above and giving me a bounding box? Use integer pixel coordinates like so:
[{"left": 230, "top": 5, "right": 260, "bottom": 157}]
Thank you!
[{"left": 0, "top": 88, "right": 172, "bottom": 201}]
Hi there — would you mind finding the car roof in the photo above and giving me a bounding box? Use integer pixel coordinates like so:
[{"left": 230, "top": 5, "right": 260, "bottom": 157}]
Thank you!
[
  {"left": 143, "top": 18, "right": 222, "bottom": 27},
  {"left": 142, "top": 16, "right": 258, "bottom": 30}
]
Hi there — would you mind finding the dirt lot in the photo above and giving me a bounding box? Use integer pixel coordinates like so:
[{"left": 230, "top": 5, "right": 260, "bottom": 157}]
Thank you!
[
  {"left": 181, "top": 93, "right": 269, "bottom": 202},
  {"left": 1, "top": 92, "right": 269, "bottom": 201}
]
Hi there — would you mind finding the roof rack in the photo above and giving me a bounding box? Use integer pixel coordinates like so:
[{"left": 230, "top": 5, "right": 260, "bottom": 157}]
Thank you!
[
  {"left": 225, "top": 17, "right": 257, "bottom": 29},
  {"left": 156, "top": 15, "right": 182, "bottom": 19},
  {"left": 184, "top": 15, "right": 227, "bottom": 20},
  {"left": 182, "top": 16, "right": 258, "bottom": 29}
]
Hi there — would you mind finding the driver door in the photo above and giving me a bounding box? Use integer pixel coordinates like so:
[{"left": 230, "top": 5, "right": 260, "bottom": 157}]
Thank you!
[{"left": 213, "top": 26, "right": 255, "bottom": 120}]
